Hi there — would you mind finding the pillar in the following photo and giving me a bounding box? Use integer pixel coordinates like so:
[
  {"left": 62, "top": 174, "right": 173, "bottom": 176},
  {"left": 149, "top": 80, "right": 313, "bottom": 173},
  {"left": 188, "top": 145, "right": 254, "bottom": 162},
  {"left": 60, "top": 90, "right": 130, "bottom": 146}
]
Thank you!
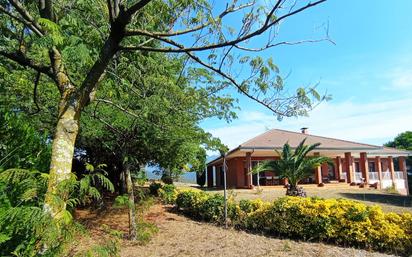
[
  {"left": 399, "top": 156, "right": 409, "bottom": 195},
  {"left": 314, "top": 152, "right": 322, "bottom": 185},
  {"left": 344, "top": 152, "right": 354, "bottom": 184},
  {"left": 215, "top": 166, "right": 221, "bottom": 187},
  {"left": 321, "top": 163, "right": 329, "bottom": 178},
  {"left": 388, "top": 156, "right": 395, "bottom": 183},
  {"left": 360, "top": 152, "right": 369, "bottom": 184},
  {"left": 207, "top": 165, "right": 213, "bottom": 187},
  {"left": 335, "top": 156, "right": 343, "bottom": 181},
  {"left": 245, "top": 152, "right": 252, "bottom": 188},
  {"left": 375, "top": 156, "right": 382, "bottom": 189}
]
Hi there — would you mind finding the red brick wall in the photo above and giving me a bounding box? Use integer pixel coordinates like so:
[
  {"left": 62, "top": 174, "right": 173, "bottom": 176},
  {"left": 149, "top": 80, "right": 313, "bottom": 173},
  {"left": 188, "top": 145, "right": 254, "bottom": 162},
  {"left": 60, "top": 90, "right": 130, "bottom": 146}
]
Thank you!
[{"left": 207, "top": 165, "right": 213, "bottom": 187}]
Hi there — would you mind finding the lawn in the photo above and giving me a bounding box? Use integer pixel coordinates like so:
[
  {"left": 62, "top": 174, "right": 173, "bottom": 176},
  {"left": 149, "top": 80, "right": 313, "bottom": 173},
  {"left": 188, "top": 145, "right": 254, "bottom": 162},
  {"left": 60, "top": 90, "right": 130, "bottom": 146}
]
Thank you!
[{"left": 198, "top": 184, "right": 412, "bottom": 214}]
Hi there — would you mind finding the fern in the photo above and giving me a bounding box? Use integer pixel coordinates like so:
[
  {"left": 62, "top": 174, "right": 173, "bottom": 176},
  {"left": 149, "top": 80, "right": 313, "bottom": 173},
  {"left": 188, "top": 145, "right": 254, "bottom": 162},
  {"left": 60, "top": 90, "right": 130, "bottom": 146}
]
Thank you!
[{"left": 0, "top": 167, "right": 116, "bottom": 256}]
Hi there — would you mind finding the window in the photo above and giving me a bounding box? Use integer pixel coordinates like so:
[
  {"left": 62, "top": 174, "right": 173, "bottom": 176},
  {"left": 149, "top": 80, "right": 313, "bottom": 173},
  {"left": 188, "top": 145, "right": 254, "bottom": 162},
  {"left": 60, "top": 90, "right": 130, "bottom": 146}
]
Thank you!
[
  {"left": 252, "top": 161, "right": 260, "bottom": 168},
  {"left": 368, "top": 162, "right": 375, "bottom": 172}
]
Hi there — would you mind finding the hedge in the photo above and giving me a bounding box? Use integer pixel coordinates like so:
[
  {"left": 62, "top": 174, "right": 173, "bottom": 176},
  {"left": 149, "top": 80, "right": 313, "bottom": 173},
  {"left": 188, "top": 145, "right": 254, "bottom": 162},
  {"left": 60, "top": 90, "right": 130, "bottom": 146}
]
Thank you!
[{"left": 174, "top": 190, "right": 412, "bottom": 256}]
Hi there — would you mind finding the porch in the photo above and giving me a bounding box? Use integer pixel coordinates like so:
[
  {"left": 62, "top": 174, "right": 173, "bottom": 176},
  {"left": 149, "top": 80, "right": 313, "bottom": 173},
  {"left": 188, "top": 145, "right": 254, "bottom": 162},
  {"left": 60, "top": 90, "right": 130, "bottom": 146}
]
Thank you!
[{"left": 206, "top": 152, "right": 409, "bottom": 195}]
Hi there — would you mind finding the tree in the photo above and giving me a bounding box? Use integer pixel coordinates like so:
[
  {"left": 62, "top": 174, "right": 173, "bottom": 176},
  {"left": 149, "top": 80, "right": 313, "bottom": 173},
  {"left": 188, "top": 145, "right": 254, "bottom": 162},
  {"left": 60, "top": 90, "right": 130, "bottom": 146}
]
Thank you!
[
  {"left": 385, "top": 131, "right": 412, "bottom": 193},
  {"left": 0, "top": 0, "right": 330, "bottom": 217},
  {"left": 75, "top": 51, "right": 227, "bottom": 239},
  {"left": 253, "top": 139, "right": 330, "bottom": 196},
  {"left": 385, "top": 131, "right": 412, "bottom": 151}
]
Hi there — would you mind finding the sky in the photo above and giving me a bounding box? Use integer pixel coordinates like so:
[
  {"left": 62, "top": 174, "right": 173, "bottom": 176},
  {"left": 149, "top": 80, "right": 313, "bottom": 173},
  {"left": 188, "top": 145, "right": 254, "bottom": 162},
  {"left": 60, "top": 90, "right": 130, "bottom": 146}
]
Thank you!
[{"left": 200, "top": 0, "right": 412, "bottom": 152}]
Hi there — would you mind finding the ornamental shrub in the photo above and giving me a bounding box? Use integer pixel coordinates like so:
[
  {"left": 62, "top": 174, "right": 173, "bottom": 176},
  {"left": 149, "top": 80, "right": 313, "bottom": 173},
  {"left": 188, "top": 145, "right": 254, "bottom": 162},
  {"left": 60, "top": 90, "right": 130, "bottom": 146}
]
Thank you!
[
  {"left": 174, "top": 190, "right": 412, "bottom": 255},
  {"left": 149, "top": 182, "right": 163, "bottom": 196},
  {"left": 158, "top": 184, "right": 178, "bottom": 204}
]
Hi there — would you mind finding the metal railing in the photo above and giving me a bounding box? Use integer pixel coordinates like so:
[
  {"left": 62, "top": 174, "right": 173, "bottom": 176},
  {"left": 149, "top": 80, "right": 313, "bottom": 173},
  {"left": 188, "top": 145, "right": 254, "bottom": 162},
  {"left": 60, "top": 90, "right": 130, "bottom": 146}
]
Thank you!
[
  {"left": 395, "top": 171, "right": 404, "bottom": 180},
  {"left": 368, "top": 172, "right": 379, "bottom": 181},
  {"left": 355, "top": 172, "right": 363, "bottom": 182},
  {"left": 382, "top": 172, "right": 391, "bottom": 180},
  {"left": 341, "top": 172, "right": 347, "bottom": 181}
]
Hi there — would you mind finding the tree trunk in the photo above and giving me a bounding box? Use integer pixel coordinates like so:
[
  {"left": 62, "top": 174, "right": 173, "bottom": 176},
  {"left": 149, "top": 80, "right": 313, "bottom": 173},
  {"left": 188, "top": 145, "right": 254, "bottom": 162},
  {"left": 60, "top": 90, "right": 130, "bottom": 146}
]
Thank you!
[
  {"left": 43, "top": 95, "right": 80, "bottom": 218},
  {"left": 125, "top": 162, "right": 137, "bottom": 240},
  {"left": 119, "top": 169, "right": 127, "bottom": 194},
  {"left": 286, "top": 184, "right": 307, "bottom": 197}
]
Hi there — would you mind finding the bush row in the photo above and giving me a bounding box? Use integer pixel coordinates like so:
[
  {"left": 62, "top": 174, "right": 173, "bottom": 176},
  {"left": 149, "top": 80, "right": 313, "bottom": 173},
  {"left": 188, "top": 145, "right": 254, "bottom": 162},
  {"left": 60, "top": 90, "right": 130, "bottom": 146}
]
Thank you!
[
  {"left": 149, "top": 182, "right": 178, "bottom": 204},
  {"left": 175, "top": 190, "right": 412, "bottom": 255}
]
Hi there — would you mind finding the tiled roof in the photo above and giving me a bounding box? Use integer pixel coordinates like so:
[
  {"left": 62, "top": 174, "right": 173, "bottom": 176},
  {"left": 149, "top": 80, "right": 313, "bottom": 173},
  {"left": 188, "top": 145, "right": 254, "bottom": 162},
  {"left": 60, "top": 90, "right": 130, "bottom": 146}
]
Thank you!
[
  {"left": 240, "top": 129, "right": 380, "bottom": 150},
  {"left": 207, "top": 129, "right": 411, "bottom": 166}
]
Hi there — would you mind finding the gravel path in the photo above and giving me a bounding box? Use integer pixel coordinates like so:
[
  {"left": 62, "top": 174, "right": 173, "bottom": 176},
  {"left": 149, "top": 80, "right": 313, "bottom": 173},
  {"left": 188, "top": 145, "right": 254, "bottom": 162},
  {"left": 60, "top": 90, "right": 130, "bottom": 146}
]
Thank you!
[{"left": 120, "top": 205, "right": 395, "bottom": 257}]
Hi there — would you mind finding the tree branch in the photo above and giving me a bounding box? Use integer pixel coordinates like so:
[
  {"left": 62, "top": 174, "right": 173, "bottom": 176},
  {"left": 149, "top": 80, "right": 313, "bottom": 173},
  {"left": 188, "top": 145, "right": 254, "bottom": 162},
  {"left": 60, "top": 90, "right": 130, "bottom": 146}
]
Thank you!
[
  {"left": 107, "top": 0, "right": 115, "bottom": 23},
  {"left": 8, "top": 0, "right": 44, "bottom": 35},
  {"left": 125, "top": 1, "right": 255, "bottom": 38},
  {"left": 95, "top": 98, "right": 142, "bottom": 119},
  {"left": 126, "top": 0, "right": 152, "bottom": 16},
  {"left": 38, "top": 0, "right": 55, "bottom": 21},
  {"left": 29, "top": 72, "right": 41, "bottom": 115},
  {"left": 0, "top": 5, "right": 43, "bottom": 36},
  {"left": 234, "top": 38, "right": 335, "bottom": 52},
  {"left": 0, "top": 50, "right": 53, "bottom": 79},
  {"left": 121, "top": 0, "right": 326, "bottom": 53}
]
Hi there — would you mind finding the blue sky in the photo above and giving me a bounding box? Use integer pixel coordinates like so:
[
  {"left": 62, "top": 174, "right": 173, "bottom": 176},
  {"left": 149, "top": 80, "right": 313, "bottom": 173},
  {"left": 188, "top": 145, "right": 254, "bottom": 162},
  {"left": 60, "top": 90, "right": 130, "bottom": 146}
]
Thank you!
[{"left": 200, "top": 0, "right": 412, "bottom": 151}]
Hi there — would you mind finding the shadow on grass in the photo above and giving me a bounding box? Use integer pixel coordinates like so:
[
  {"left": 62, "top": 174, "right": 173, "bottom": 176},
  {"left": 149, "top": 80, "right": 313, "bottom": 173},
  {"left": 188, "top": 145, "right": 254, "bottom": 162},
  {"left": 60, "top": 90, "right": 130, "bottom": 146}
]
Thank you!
[
  {"left": 339, "top": 192, "right": 412, "bottom": 208},
  {"left": 191, "top": 186, "right": 225, "bottom": 192}
]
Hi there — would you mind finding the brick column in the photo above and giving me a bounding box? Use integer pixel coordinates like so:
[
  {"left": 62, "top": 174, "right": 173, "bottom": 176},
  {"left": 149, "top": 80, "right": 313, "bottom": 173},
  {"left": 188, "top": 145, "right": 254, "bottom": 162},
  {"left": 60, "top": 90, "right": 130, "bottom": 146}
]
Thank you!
[
  {"left": 399, "top": 156, "right": 409, "bottom": 195},
  {"left": 215, "top": 166, "right": 221, "bottom": 187},
  {"left": 321, "top": 163, "right": 329, "bottom": 178},
  {"left": 375, "top": 156, "right": 382, "bottom": 189},
  {"left": 360, "top": 152, "right": 369, "bottom": 184},
  {"left": 388, "top": 156, "right": 395, "bottom": 183},
  {"left": 207, "top": 165, "right": 214, "bottom": 187},
  {"left": 314, "top": 152, "right": 322, "bottom": 186},
  {"left": 335, "top": 156, "right": 343, "bottom": 181},
  {"left": 344, "top": 152, "right": 354, "bottom": 184},
  {"left": 245, "top": 152, "right": 252, "bottom": 188}
]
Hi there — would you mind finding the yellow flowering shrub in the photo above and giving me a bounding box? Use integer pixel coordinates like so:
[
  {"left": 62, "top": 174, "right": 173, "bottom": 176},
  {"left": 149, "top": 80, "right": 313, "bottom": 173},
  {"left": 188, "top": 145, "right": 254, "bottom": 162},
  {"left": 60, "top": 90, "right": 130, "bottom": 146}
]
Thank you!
[{"left": 175, "top": 190, "right": 412, "bottom": 255}]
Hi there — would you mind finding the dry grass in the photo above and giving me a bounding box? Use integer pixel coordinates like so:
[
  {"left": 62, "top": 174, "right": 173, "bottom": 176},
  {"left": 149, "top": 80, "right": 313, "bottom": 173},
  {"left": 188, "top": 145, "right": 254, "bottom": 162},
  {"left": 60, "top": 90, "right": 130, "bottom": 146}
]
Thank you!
[
  {"left": 200, "top": 184, "right": 412, "bottom": 213},
  {"left": 120, "top": 204, "right": 394, "bottom": 257},
  {"left": 72, "top": 186, "right": 410, "bottom": 257}
]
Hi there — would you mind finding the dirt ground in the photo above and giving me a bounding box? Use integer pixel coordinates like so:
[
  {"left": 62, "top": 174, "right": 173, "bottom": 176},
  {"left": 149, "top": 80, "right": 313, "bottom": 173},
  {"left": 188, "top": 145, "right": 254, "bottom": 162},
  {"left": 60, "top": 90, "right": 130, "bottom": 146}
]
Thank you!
[
  {"left": 199, "top": 184, "right": 412, "bottom": 214},
  {"left": 114, "top": 204, "right": 393, "bottom": 257}
]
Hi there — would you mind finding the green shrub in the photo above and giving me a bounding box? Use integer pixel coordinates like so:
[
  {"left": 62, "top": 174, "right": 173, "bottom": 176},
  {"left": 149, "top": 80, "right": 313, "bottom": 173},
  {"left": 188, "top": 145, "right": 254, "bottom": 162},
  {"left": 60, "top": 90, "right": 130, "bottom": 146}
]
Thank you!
[
  {"left": 198, "top": 194, "right": 225, "bottom": 222},
  {"left": 161, "top": 174, "right": 173, "bottom": 184},
  {"left": 149, "top": 182, "right": 163, "bottom": 196},
  {"left": 175, "top": 190, "right": 412, "bottom": 255},
  {"left": 158, "top": 184, "right": 178, "bottom": 204}
]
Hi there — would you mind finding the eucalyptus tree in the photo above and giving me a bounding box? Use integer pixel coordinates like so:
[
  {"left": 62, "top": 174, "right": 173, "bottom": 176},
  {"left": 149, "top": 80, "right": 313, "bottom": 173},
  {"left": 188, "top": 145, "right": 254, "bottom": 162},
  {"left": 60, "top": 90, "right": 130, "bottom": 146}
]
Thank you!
[{"left": 0, "top": 0, "right": 330, "bottom": 217}]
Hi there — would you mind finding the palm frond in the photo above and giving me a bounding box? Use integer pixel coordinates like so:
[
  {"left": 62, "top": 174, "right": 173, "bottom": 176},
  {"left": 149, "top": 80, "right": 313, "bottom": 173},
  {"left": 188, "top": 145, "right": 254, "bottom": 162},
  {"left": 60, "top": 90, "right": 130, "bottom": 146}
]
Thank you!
[{"left": 264, "top": 139, "right": 330, "bottom": 187}]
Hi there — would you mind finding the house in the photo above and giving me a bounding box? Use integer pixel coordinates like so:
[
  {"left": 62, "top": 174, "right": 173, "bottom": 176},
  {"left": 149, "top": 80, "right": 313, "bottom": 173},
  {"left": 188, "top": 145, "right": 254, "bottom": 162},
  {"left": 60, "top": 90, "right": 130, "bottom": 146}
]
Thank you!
[{"left": 205, "top": 128, "right": 411, "bottom": 195}]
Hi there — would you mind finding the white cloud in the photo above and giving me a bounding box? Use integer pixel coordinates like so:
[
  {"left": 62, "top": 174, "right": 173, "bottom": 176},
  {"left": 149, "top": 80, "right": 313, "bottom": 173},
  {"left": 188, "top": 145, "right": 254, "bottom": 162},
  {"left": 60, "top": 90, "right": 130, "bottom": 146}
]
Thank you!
[
  {"left": 205, "top": 98, "right": 412, "bottom": 150},
  {"left": 387, "top": 68, "right": 412, "bottom": 89}
]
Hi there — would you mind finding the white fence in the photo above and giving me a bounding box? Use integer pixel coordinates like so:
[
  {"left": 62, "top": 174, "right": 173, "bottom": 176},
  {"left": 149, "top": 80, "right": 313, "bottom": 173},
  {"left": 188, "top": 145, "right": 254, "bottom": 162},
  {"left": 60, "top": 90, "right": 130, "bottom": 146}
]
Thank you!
[
  {"left": 382, "top": 171, "right": 391, "bottom": 180},
  {"left": 354, "top": 172, "right": 363, "bottom": 183},
  {"left": 368, "top": 172, "right": 379, "bottom": 183},
  {"left": 339, "top": 170, "right": 406, "bottom": 192},
  {"left": 395, "top": 171, "right": 404, "bottom": 179},
  {"left": 381, "top": 171, "right": 405, "bottom": 190},
  {"left": 341, "top": 172, "right": 347, "bottom": 182}
]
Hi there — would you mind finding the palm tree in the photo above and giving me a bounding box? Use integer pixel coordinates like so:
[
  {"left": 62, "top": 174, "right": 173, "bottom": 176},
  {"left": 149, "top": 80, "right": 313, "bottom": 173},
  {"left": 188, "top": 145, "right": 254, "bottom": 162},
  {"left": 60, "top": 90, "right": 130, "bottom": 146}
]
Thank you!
[{"left": 252, "top": 139, "right": 331, "bottom": 196}]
